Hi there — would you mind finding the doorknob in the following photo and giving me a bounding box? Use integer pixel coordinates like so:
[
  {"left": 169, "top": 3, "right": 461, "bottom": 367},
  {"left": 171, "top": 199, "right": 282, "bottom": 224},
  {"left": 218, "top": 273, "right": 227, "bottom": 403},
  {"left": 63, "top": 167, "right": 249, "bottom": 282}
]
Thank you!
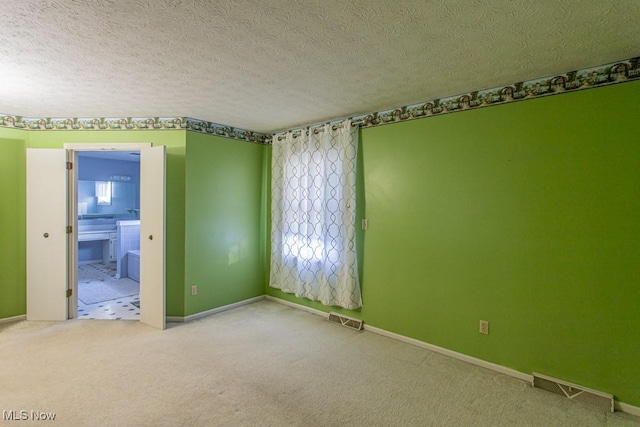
[
  {"left": 43, "top": 232, "right": 50, "bottom": 238},
  {"left": 148, "top": 235, "right": 153, "bottom": 240}
]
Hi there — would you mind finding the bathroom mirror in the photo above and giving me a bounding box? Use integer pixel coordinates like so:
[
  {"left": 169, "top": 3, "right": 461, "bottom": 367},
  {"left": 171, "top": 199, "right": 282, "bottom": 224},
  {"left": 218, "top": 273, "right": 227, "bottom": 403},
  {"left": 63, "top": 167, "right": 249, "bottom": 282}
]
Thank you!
[{"left": 78, "top": 180, "right": 138, "bottom": 219}]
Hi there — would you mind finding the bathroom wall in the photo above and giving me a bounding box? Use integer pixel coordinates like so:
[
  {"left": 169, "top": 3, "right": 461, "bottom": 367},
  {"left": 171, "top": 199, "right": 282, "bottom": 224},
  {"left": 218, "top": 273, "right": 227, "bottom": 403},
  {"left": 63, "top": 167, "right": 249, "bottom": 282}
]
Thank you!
[
  {"left": 78, "top": 155, "right": 140, "bottom": 183},
  {"left": 76, "top": 155, "right": 140, "bottom": 262},
  {"left": 77, "top": 157, "right": 140, "bottom": 220},
  {"left": 78, "top": 152, "right": 140, "bottom": 219}
]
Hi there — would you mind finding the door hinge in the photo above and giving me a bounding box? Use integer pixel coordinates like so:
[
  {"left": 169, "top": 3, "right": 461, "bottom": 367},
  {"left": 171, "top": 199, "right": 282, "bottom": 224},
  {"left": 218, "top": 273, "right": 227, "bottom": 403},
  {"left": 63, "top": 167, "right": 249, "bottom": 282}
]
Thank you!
[
  {"left": 66, "top": 225, "right": 73, "bottom": 234},
  {"left": 66, "top": 161, "right": 73, "bottom": 170},
  {"left": 66, "top": 289, "right": 72, "bottom": 298}
]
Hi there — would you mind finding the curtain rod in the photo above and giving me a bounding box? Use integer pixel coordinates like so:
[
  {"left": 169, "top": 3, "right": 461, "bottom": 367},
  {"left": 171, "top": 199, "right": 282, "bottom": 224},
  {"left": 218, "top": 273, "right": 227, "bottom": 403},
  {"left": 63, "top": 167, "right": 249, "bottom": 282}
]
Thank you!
[{"left": 275, "top": 119, "right": 365, "bottom": 141}]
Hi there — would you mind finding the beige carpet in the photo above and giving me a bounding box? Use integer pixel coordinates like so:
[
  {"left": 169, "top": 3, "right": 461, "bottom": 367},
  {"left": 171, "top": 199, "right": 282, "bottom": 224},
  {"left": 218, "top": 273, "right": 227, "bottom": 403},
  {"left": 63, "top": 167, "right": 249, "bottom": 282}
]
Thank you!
[{"left": 0, "top": 300, "right": 637, "bottom": 426}]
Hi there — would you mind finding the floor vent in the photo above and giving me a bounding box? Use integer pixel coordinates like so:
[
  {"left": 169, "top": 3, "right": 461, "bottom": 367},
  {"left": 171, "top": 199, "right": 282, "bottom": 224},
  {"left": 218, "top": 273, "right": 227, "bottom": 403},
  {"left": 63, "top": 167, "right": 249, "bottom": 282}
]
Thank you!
[
  {"left": 533, "top": 373, "right": 614, "bottom": 412},
  {"left": 327, "top": 312, "right": 363, "bottom": 331}
]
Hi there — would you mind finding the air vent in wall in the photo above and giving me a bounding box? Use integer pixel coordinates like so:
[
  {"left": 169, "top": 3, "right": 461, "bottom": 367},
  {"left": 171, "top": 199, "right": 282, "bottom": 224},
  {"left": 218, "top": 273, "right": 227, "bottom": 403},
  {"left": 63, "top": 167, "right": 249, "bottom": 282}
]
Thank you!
[
  {"left": 532, "top": 373, "right": 614, "bottom": 412},
  {"left": 327, "top": 312, "right": 363, "bottom": 331}
]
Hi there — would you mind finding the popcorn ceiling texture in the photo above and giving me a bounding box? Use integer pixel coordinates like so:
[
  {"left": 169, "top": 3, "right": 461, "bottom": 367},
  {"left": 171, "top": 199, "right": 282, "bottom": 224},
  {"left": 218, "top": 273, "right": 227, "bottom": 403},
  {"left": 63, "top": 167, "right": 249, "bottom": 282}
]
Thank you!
[{"left": 0, "top": 0, "right": 638, "bottom": 133}]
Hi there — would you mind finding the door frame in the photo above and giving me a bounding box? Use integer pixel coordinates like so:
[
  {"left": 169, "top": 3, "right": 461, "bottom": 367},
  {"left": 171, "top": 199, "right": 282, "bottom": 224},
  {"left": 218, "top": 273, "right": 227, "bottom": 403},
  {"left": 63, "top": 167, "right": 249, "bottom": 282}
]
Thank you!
[{"left": 64, "top": 143, "right": 152, "bottom": 320}]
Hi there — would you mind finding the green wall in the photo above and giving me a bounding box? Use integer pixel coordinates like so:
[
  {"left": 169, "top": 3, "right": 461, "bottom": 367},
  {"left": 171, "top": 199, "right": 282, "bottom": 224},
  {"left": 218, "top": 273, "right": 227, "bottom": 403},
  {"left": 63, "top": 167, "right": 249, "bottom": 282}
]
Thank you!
[
  {"left": 26, "top": 130, "right": 187, "bottom": 317},
  {"left": 267, "top": 81, "right": 640, "bottom": 406},
  {"left": 184, "top": 132, "right": 265, "bottom": 316},
  {"left": 1, "top": 127, "right": 266, "bottom": 320},
  {"left": 0, "top": 129, "right": 27, "bottom": 319},
  {"left": 3, "top": 80, "right": 639, "bottom": 407}
]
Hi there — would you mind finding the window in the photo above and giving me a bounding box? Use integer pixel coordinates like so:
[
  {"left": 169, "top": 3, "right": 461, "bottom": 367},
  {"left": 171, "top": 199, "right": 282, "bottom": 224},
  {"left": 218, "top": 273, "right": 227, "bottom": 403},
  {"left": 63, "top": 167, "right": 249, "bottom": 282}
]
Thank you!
[
  {"left": 95, "top": 181, "right": 112, "bottom": 205},
  {"left": 269, "top": 121, "right": 362, "bottom": 310}
]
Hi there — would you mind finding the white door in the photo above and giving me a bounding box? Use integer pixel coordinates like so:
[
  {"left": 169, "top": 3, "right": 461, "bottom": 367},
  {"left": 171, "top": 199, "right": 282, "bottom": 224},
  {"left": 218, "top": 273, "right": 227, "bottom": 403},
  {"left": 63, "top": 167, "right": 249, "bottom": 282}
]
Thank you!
[
  {"left": 139, "top": 146, "right": 166, "bottom": 330},
  {"left": 26, "top": 149, "right": 68, "bottom": 321}
]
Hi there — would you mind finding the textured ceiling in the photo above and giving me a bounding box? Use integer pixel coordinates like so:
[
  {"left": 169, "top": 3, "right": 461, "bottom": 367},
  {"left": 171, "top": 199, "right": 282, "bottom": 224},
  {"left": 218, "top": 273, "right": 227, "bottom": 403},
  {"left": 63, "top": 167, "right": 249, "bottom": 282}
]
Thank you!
[{"left": 0, "top": 0, "right": 638, "bottom": 133}]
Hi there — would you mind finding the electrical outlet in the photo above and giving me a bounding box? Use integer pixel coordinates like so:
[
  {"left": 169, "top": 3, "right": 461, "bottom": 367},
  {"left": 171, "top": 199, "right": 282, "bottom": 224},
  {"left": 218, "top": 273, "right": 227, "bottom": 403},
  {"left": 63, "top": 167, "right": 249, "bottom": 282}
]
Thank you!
[
  {"left": 191, "top": 285, "right": 198, "bottom": 296},
  {"left": 479, "top": 320, "right": 489, "bottom": 335}
]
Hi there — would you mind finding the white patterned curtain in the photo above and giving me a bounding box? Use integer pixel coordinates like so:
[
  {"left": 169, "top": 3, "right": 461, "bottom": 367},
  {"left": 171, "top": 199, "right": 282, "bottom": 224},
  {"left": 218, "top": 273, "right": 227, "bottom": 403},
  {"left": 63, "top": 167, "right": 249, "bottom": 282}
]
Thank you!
[{"left": 270, "top": 120, "right": 362, "bottom": 310}]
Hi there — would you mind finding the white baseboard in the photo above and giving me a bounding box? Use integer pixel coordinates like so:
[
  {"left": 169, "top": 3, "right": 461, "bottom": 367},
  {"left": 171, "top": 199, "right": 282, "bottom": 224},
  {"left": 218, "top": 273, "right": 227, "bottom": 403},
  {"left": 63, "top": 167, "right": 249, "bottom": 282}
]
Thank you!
[
  {"left": 363, "top": 323, "right": 532, "bottom": 383},
  {"left": 265, "top": 295, "right": 640, "bottom": 417},
  {"left": 167, "top": 295, "right": 265, "bottom": 323},
  {"left": 616, "top": 401, "right": 640, "bottom": 417},
  {"left": 264, "top": 295, "right": 329, "bottom": 318},
  {"left": 0, "top": 314, "right": 27, "bottom": 325}
]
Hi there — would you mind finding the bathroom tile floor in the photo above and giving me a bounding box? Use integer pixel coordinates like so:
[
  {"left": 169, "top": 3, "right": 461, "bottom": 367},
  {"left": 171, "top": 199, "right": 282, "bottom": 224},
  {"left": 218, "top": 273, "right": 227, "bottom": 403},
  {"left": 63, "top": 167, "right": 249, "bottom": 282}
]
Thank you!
[
  {"left": 77, "top": 262, "right": 140, "bottom": 320},
  {"left": 77, "top": 294, "right": 140, "bottom": 320}
]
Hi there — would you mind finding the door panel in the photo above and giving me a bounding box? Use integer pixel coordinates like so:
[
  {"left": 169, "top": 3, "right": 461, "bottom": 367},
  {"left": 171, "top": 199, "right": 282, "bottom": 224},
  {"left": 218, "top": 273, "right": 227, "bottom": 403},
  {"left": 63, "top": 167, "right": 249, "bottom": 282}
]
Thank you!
[
  {"left": 26, "top": 149, "right": 68, "bottom": 321},
  {"left": 139, "top": 146, "right": 166, "bottom": 329}
]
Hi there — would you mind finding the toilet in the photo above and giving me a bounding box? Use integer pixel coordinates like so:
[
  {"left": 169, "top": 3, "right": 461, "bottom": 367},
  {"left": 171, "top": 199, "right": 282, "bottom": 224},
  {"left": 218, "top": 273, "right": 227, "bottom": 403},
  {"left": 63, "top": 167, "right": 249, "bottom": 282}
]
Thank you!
[{"left": 127, "top": 250, "right": 140, "bottom": 282}]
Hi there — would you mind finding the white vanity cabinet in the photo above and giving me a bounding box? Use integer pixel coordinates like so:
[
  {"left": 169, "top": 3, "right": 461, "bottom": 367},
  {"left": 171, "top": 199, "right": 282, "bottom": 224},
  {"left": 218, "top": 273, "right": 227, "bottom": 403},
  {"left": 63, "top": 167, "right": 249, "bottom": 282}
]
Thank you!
[
  {"left": 108, "top": 233, "right": 118, "bottom": 262},
  {"left": 77, "top": 222, "right": 118, "bottom": 264}
]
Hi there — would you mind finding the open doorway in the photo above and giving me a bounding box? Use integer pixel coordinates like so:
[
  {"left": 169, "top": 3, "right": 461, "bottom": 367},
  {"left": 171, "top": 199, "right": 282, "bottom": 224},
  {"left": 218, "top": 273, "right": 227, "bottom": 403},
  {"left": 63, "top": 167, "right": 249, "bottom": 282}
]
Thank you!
[
  {"left": 75, "top": 151, "right": 141, "bottom": 320},
  {"left": 27, "top": 143, "right": 166, "bottom": 329}
]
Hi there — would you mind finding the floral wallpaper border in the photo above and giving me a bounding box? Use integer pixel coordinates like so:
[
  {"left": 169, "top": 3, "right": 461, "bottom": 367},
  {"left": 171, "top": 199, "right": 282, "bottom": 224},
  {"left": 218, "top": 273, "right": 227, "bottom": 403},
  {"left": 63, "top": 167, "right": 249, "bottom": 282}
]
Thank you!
[
  {"left": 185, "top": 118, "right": 269, "bottom": 144},
  {"left": 272, "top": 56, "right": 640, "bottom": 142},
  {"left": 348, "top": 57, "right": 640, "bottom": 132},
  {"left": 0, "top": 116, "right": 187, "bottom": 131},
  {"left": 1, "top": 56, "right": 638, "bottom": 145},
  {"left": 0, "top": 115, "right": 271, "bottom": 144}
]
